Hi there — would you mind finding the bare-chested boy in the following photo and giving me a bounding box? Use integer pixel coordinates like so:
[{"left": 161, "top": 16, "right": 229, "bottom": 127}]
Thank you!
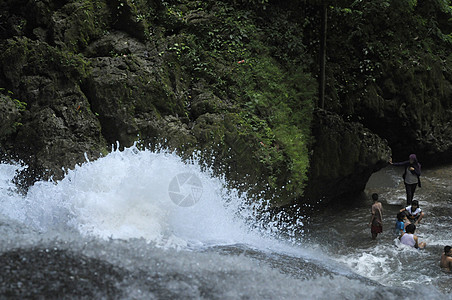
[
  {"left": 440, "top": 245, "right": 452, "bottom": 272},
  {"left": 369, "top": 193, "right": 383, "bottom": 240}
]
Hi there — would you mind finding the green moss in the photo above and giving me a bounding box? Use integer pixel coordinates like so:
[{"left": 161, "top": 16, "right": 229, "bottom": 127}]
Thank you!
[
  {"left": 1, "top": 37, "right": 90, "bottom": 84},
  {"left": 148, "top": 1, "right": 318, "bottom": 202},
  {"left": 234, "top": 57, "right": 316, "bottom": 197},
  {"left": 57, "top": 0, "right": 110, "bottom": 52},
  {"left": 0, "top": 89, "right": 27, "bottom": 111}
]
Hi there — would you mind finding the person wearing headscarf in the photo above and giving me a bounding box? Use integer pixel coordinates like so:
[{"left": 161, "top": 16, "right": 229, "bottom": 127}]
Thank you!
[{"left": 389, "top": 154, "right": 421, "bottom": 205}]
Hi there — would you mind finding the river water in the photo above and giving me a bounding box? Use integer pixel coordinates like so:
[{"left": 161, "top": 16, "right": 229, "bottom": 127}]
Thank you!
[{"left": 0, "top": 146, "right": 451, "bottom": 299}]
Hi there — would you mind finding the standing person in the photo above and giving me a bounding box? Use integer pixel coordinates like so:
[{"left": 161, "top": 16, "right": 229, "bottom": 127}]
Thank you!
[
  {"left": 399, "top": 200, "right": 424, "bottom": 225},
  {"left": 440, "top": 246, "right": 452, "bottom": 272},
  {"left": 389, "top": 154, "right": 421, "bottom": 205},
  {"left": 369, "top": 193, "right": 383, "bottom": 240},
  {"left": 400, "top": 224, "right": 426, "bottom": 249}
]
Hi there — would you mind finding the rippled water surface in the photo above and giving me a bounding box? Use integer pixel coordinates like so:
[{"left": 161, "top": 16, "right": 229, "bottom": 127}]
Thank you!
[{"left": 305, "top": 163, "right": 452, "bottom": 295}]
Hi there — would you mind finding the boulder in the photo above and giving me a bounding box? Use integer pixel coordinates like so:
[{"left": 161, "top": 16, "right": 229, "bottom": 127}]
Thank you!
[{"left": 302, "top": 109, "right": 391, "bottom": 204}]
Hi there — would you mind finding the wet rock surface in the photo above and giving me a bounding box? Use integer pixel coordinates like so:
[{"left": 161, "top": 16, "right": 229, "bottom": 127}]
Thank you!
[
  {"left": 0, "top": 247, "right": 125, "bottom": 299},
  {"left": 304, "top": 109, "right": 391, "bottom": 203}
]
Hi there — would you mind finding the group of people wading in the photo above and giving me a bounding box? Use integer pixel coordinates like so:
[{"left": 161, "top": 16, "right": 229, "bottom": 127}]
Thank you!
[{"left": 368, "top": 154, "right": 452, "bottom": 272}]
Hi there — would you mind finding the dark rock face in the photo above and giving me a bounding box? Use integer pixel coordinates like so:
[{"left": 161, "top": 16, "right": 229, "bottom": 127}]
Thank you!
[
  {"left": 0, "top": 94, "right": 21, "bottom": 138},
  {"left": 0, "top": 1, "right": 268, "bottom": 199},
  {"left": 355, "top": 81, "right": 452, "bottom": 167},
  {"left": 303, "top": 110, "right": 391, "bottom": 204},
  {"left": 0, "top": 0, "right": 450, "bottom": 207},
  {"left": 0, "top": 37, "right": 107, "bottom": 183}
]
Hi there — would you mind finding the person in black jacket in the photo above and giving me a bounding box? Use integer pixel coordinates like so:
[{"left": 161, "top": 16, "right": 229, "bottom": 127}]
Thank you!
[{"left": 390, "top": 154, "right": 421, "bottom": 205}]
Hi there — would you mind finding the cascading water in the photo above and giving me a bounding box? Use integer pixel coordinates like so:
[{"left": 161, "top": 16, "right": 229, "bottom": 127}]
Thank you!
[{"left": 0, "top": 145, "right": 450, "bottom": 299}]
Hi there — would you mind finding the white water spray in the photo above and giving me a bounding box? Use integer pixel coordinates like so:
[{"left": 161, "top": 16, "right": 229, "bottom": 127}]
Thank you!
[{"left": 0, "top": 145, "right": 301, "bottom": 250}]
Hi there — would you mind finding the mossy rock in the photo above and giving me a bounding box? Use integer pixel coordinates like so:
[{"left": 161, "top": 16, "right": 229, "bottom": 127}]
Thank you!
[
  {"left": 50, "top": 0, "right": 110, "bottom": 52},
  {"left": 0, "top": 94, "right": 22, "bottom": 138}
]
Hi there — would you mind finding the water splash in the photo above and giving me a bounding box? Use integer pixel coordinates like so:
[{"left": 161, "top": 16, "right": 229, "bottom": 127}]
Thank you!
[
  {"left": 1, "top": 148, "right": 450, "bottom": 298},
  {"left": 0, "top": 145, "right": 304, "bottom": 250}
]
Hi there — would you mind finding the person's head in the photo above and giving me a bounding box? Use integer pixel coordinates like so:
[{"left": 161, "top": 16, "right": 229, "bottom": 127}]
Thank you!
[
  {"left": 445, "top": 246, "right": 452, "bottom": 255},
  {"left": 400, "top": 210, "right": 409, "bottom": 218},
  {"left": 409, "top": 154, "right": 418, "bottom": 163},
  {"left": 411, "top": 200, "right": 419, "bottom": 209},
  {"left": 372, "top": 193, "right": 378, "bottom": 202},
  {"left": 397, "top": 212, "right": 405, "bottom": 222},
  {"left": 405, "top": 223, "right": 416, "bottom": 234}
]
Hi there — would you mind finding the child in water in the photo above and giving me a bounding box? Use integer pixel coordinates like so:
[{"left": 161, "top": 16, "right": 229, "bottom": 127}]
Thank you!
[
  {"left": 399, "top": 200, "right": 424, "bottom": 225},
  {"left": 369, "top": 193, "right": 383, "bottom": 240},
  {"left": 394, "top": 211, "right": 409, "bottom": 237},
  {"left": 440, "top": 246, "right": 452, "bottom": 272},
  {"left": 400, "top": 224, "right": 426, "bottom": 249}
]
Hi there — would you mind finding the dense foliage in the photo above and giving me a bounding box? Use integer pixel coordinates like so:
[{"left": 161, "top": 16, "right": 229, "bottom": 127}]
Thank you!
[
  {"left": 301, "top": 1, "right": 452, "bottom": 129},
  {"left": 1, "top": 0, "right": 451, "bottom": 204},
  {"left": 145, "top": 0, "right": 318, "bottom": 198}
]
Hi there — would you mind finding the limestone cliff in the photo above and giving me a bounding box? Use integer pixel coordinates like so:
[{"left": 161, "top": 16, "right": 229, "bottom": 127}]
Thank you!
[{"left": 0, "top": 0, "right": 450, "bottom": 207}]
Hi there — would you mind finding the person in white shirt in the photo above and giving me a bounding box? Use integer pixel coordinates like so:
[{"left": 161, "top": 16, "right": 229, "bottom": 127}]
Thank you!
[
  {"left": 400, "top": 224, "right": 426, "bottom": 249},
  {"left": 399, "top": 200, "right": 424, "bottom": 225}
]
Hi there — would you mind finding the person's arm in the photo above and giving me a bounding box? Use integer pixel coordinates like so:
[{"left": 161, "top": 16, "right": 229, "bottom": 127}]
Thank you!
[
  {"left": 412, "top": 166, "right": 421, "bottom": 176},
  {"left": 414, "top": 235, "right": 419, "bottom": 248},
  {"left": 377, "top": 211, "right": 382, "bottom": 225},
  {"left": 397, "top": 226, "right": 403, "bottom": 238},
  {"left": 378, "top": 204, "right": 383, "bottom": 225},
  {"left": 391, "top": 160, "right": 409, "bottom": 167},
  {"left": 414, "top": 211, "right": 425, "bottom": 225},
  {"left": 369, "top": 211, "right": 375, "bottom": 226},
  {"left": 398, "top": 222, "right": 404, "bottom": 236},
  {"left": 399, "top": 207, "right": 407, "bottom": 213}
]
